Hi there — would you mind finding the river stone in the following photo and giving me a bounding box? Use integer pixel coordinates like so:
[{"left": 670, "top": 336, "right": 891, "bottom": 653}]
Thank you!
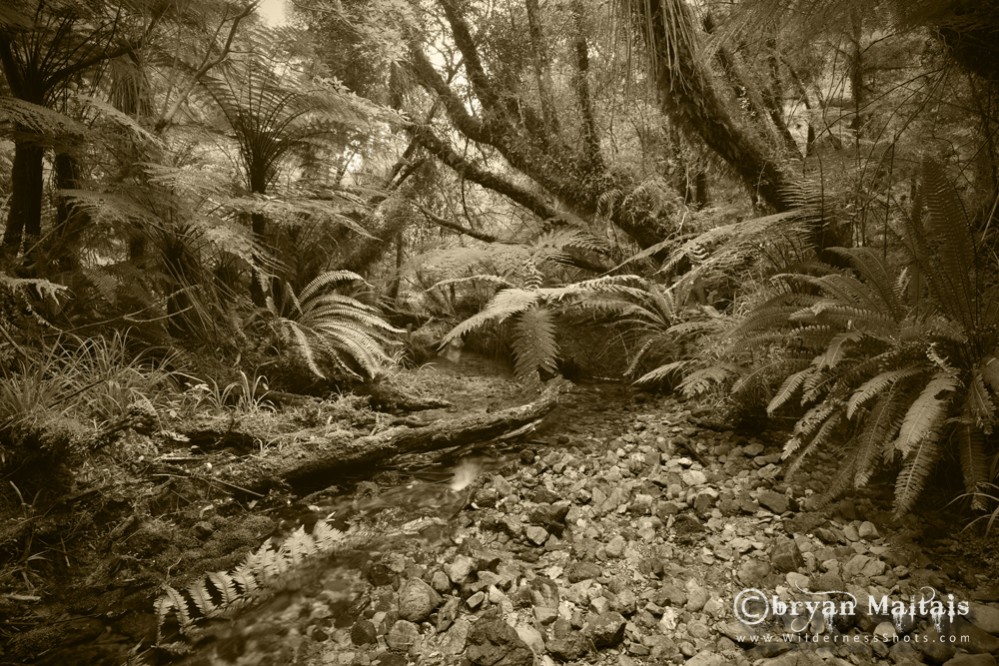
[
  {"left": 757, "top": 490, "right": 789, "bottom": 514},
  {"left": 858, "top": 521, "right": 879, "bottom": 539},
  {"left": 889, "top": 639, "right": 923, "bottom": 663},
  {"left": 466, "top": 611, "right": 534, "bottom": 666},
  {"left": 693, "top": 487, "right": 719, "bottom": 513},
  {"left": 386, "top": 619, "right": 420, "bottom": 653},
  {"left": 398, "top": 578, "right": 442, "bottom": 622},
  {"left": 685, "top": 580, "right": 709, "bottom": 612},
  {"left": 445, "top": 555, "right": 476, "bottom": 585},
  {"left": 685, "top": 651, "right": 732, "bottom": 666},
  {"left": 585, "top": 611, "right": 627, "bottom": 648},
  {"left": 525, "top": 525, "right": 549, "bottom": 546},
  {"left": 970, "top": 603, "right": 999, "bottom": 635},
  {"left": 785, "top": 572, "right": 810, "bottom": 590},
  {"left": 547, "top": 634, "right": 590, "bottom": 661},
  {"left": 567, "top": 561, "right": 603, "bottom": 583},
  {"left": 606, "top": 534, "right": 626, "bottom": 558},
  {"left": 770, "top": 538, "right": 803, "bottom": 573},
  {"left": 738, "top": 558, "right": 772, "bottom": 586},
  {"left": 351, "top": 620, "right": 378, "bottom": 645},
  {"left": 953, "top": 617, "right": 999, "bottom": 654},
  {"left": 760, "top": 652, "right": 826, "bottom": 665},
  {"left": 515, "top": 624, "right": 545, "bottom": 654},
  {"left": 917, "top": 626, "right": 958, "bottom": 663},
  {"left": 843, "top": 523, "right": 860, "bottom": 541},
  {"left": 874, "top": 621, "right": 898, "bottom": 640},
  {"left": 431, "top": 570, "right": 451, "bottom": 594},
  {"left": 681, "top": 469, "right": 707, "bottom": 487},
  {"left": 445, "top": 617, "right": 470, "bottom": 655}
]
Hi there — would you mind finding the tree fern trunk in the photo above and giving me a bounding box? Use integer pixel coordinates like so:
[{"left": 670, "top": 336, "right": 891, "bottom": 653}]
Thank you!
[
  {"left": 51, "top": 151, "right": 88, "bottom": 271},
  {"left": 2, "top": 136, "right": 44, "bottom": 262},
  {"left": 635, "top": 0, "right": 797, "bottom": 212}
]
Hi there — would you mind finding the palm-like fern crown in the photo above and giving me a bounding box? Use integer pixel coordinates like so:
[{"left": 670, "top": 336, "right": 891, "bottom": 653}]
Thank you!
[{"left": 731, "top": 159, "right": 999, "bottom": 516}]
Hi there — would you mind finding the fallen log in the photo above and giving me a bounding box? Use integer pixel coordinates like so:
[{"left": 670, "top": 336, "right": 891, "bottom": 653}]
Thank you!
[{"left": 211, "top": 378, "right": 572, "bottom": 495}]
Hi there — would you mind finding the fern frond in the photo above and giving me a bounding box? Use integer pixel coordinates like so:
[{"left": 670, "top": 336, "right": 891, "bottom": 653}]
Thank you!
[
  {"left": 915, "top": 159, "right": 976, "bottom": 330},
  {"left": 782, "top": 400, "right": 842, "bottom": 460},
  {"left": 298, "top": 270, "right": 365, "bottom": 302},
  {"left": 441, "top": 288, "right": 540, "bottom": 345},
  {"left": 816, "top": 331, "right": 862, "bottom": 370},
  {"left": 0, "top": 96, "right": 85, "bottom": 136},
  {"left": 853, "top": 384, "right": 910, "bottom": 487},
  {"left": 768, "top": 367, "right": 814, "bottom": 415},
  {"left": 186, "top": 579, "right": 217, "bottom": 619},
  {"left": 968, "top": 369, "right": 996, "bottom": 431},
  {"left": 892, "top": 372, "right": 957, "bottom": 457},
  {"left": 894, "top": 436, "right": 943, "bottom": 517},
  {"left": 677, "top": 363, "right": 737, "bottom": 396},
  {"left": 511, "top": 307, "right": 559, "bottom": 380},
  {"left": 426, "top": 274, "right": 516, "bottom": 293},
  {"left": 786, "top": 409, "right": 844, "bottom": 476},
  {"left": 846, "top": 368, "right": 924, "bottom": 419},
  {"left": 206, "top": 571, "right": 241, "bottom": 608},
  {"left": 635, "top": 359, "right": 696, "bottom": 386},
  {"left": 824, "top": 247, "right": 904, "bottom": 319}
]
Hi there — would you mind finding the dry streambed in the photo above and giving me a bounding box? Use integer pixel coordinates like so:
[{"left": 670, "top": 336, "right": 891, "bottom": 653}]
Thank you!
[{"left": 165, "top": 386, "right": 999, "bottom": 666}]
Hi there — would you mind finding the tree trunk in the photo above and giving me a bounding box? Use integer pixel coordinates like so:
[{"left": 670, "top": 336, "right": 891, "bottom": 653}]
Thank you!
[
  {"left": 636, "top": 0, "right": 797, "bottom": 212},
  {"left": 2, "top": 136, "right": 44, "bottom": 261},
  {"left": 51, "top": 151, "right": 89, "bottom": 272},
  {"left": 179, "top": 378, "right": 571, "bottom": 495},
  {"left": 848, "top": 10, "right": 865, "bottom": 138}
]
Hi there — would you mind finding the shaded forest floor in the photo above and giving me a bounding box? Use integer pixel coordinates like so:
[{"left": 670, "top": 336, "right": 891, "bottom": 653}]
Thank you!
[{"left": 2, "top": 356, "right": 999, "bottom": 666}]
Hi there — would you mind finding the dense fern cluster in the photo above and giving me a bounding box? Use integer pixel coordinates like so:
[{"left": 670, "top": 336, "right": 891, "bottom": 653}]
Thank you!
[
  {"left": 729, "top": 161, "right": 999, "bottom": 516},
  {"left": 256, "top": 270, "right": 401, "bottom": 380}
]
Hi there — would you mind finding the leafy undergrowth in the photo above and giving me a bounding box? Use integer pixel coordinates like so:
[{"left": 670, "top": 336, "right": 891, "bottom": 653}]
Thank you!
[{"left": 0, "top": 356, "right": 526, "bottom": 664}]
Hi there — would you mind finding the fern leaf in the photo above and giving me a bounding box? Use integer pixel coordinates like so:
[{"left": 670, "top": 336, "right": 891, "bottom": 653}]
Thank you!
[
  {"left": 916, "top": 159, "right": 976, "bottom": 330},
  {"left": 894, "top": 436, "right": 943, "bottom": 517},
  {"left": 206, "top": 571, "right": 240, "bottom": 608},
  {"left": 441, "top": 288, "right": 539, "bottom": 345},
  {"left": 155, "top": 585, "right": 192, "bottom": 631},
  {"left": 228, "top": 562, "right": 261, "bottom": 596},
  {"left": 816, "top": 331, "right": 862, "bottom": 370},
  {"left": 677, "top": 364, "right": 736, "bottom": 396},
  {"left": 853, "top": 385, "right": 909, "bottom": 487},
  {"left": 968, "top": 369, "right": 996, "bottom": 431},
  {"left": 814, "top": 450, "right": 859, "bottom": 507},
  {"left": 279, "top": 525, "right": 318, "bottom": 565},
  {"left": 782, "top": 400, "right": 842, "bottom": 459},
  {"left": 893, "top": 372, "right": 957, "bottom": 456},
  {"left": 185, "top": 579, "right": 218, "bottom": 620},
  {"left": 298, "top": 270, "right": 365, "bottom": 302},
  {"left": 634, "top": 360, "right": 692, "bottom": 386},
  {"left": 511, "top": 307, "right": 559, "bottom": 380},
  {"left": 767, "top": 367, "right": 813, "bottom": 415},
  {"left": 846, "top": 368, "right": 923, "bottom": 419},
  {"left": 786, "top": 409, "right": 844, "bottom": 475},
  {"left": 955, "top": 420, "right": 988, "bottom": 509}
]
